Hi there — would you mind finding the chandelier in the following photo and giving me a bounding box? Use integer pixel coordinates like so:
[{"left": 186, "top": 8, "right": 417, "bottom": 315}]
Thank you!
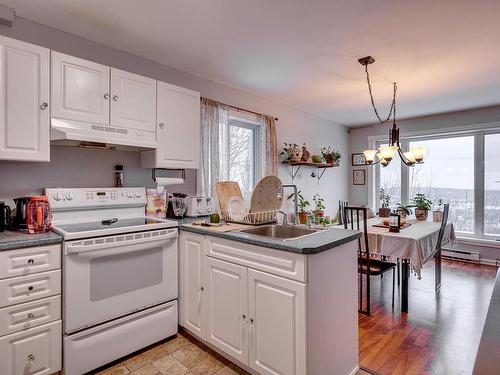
[{"left": 358, "top": 56, "right": 425, "bottom": 167}]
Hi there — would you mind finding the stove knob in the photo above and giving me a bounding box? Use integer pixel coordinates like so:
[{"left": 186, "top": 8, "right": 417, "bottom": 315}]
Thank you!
[
  {"left": 135, "top": 192, "right": 142, "bottom": 198},
  {"left": 53, "top": 192, "right": 63, "bottom": 201},
  {"left": 126, "top": 192, "right": 133, "bottom": 198},
  {"left": 65, "top": 192, "right": 74, "bottom": 201}
]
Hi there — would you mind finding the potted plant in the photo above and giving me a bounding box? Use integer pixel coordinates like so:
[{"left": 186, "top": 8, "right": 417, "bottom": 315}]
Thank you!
[
  {"left": 321, "top": 146, "right": 341, "bottom": 166},
  {"left": 411, "top": 193, "right": 433, "bottom": 221},
  {"left": 379, "top": 188, "right": 391, "bottom": 218},
  {"left": 280, "top": 143, "right": 302, "bottom": 163},
  {"left": 288, "top": 191, "right": 310, "bottom": 224},
  {"left": 433, "top": 198, "right": 444, "bottom": 222},
  {"left": 396, "top": 203, "right": 413, "bottom": 219},
  {"left": 312, "top": 194, "right": 326, "bottom": 217}
]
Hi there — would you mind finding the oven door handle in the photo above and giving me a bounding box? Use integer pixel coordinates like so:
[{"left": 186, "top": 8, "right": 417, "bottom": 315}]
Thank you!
[{"left": 65, "top": 230, "right": 177, "bottom": 255}]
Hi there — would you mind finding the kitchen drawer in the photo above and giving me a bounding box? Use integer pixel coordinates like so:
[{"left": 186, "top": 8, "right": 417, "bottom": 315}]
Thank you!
[
  {"left": 0, "top": 295, "right": 61, "bottom": 336},
  {"left": 206, "top": 237, "right": 307, "bottom": 282},
  {"left": 0, "top": 320, "right": 62, "bottom": 375},
  {"left": 0, "top": 244, "right": 61, "bottom": 280},
  {"left": 0, "top": 270, "right": 61, "bottom": 308}
]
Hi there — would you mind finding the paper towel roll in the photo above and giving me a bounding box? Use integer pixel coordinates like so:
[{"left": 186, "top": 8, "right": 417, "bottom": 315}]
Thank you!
[{"left": 155, "top": 177, "right": 185, "bottom": 186}]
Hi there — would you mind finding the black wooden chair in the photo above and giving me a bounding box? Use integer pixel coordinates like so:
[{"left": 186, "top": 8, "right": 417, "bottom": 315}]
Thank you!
[
  {"left": 344, "top": 206, "right": 397, "bottom": 315},
  {"left": 434, "top": 203, "right": 450, "bottom": 293}
]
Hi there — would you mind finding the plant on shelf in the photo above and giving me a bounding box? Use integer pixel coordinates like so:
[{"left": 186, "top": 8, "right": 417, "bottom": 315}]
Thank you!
[
  {"left": 312, "top": 194, "right": 326, "bottom": 217},
  {"left": 378, "top": 188, "right": 391, "bottom": 218},
  {"left": 280, "top": 143, "right": 302, "bottom": 163},
  {"left": 411, "top": 193, "right": 433, "bottom": 221},
  {"left": 433, "top": 198, "right": 444, "bottom": 222},
  {"left": 321, "top": 146, "right": 341, "bottom": 166},
  {"left": 287, "top": 191, "right": 310, "bottom": 224}
]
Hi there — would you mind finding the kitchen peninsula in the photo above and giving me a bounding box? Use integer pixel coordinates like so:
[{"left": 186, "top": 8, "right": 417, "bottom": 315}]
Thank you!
[{"left": 178, "top": 221, "right": 361, "bottom": 375}]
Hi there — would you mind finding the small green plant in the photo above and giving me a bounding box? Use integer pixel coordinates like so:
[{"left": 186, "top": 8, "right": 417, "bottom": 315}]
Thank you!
[
  {"left": 313, "top": 194, "right": 325, "bottom": 211},
  {"left": 287, "top": 191, "right": 310, "bottom": 213},
  {"left": 321, "top": 146, "right": 341, "bottom": 165},
  {"left": 396, "top": 203, "right": 413, "bottom": 216},
  {"left": 411, "top": 193, "right": 433, "bottom": 210},
  {"left": 435, "top": 198, "right": 444, "bottom": 211},
  {"left": 379, "top": 188, "right": 391, "bottom": 208}
]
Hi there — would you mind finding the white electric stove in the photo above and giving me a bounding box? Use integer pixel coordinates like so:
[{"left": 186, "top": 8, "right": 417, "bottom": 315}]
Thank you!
[{"left": 46, "top": 187, "right": 179, "bottom": 375}]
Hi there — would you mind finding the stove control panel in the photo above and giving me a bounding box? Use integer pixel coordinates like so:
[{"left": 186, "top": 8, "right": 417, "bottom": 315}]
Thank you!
[{"left": 45, "top": 187, "right": 146, "bottom": 210}]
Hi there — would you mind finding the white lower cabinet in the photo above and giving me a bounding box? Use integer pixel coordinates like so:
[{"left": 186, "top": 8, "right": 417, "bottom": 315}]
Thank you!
[
  {"left": 0, "top": 320, "right": 62, "bottom": 375},
  {"left": 206, "top": 257, "right": 248, "bottom": 364},
  {"left": 248, "top": 269, "right": 306, "bottom": 375},
  {"left": 180, "top": 232, "right": 308, "bottom": 375}
]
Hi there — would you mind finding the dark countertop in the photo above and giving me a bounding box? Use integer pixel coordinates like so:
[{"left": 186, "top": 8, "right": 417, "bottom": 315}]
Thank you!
[
  {"left": 473, "top": 271, "right": 500, "bottom": 374},
  {"left": 176, "top": 217, "right": 361, "bottom": 254},
  {"left": 0, "top": 230, "right": 63, "bottom": 251}
]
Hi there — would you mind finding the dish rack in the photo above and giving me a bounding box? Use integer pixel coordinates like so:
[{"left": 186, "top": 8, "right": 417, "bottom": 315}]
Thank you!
[{"left": 219, "top": 209, "right": 278, "bottom": 225}]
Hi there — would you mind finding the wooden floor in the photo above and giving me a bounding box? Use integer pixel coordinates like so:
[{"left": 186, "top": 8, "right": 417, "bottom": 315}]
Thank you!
[{"left": 359, "top": 259, "right": 497, "bottom": 375}]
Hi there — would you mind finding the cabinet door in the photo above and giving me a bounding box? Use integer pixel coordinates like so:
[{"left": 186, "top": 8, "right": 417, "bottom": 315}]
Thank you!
[
  {"left": 155, "top": 81, "right": 200, "bottom": 168},
  {"left": 0, "top": 36, "right": 49, "bottom": 161},
  {"left": 206, "top": 257, "right": 248, "bottom": 364},
  {"left": 0, "top": 320, "right": 62, "bottom": 375},
  {"left": 110, "top": 68, "right": 156, "bottom": 132},
  {"left": 51, "top": 51, "right": 110, "bottom": 124},
  {"left": 179, "top": 233, "right": 206, "bottom": 340},
  {"left": 248, "top": 269, "right": 306, "bottom": 375}
]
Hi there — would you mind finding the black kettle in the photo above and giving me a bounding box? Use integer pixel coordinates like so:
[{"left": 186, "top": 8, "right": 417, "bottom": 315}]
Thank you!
[
  {"left": 13, "top": 197, "right": 30, "bottom": 231},
  {"left": 0, "top": 201, "right": 11, "bottom": 232}
]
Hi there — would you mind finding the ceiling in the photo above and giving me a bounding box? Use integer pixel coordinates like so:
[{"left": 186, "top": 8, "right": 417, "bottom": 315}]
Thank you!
[{"left": 4, "top": 0, "right": 500, "bottom": 126}]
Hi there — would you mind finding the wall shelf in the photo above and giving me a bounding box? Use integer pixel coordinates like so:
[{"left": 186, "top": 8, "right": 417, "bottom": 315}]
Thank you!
[{"left": 282, "top": 161, "right": 338, "bottom": 182}]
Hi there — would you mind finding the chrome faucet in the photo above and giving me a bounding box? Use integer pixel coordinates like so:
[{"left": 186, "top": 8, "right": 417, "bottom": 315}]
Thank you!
[
  {"left": 278, "top": 210, "right": 288, "bottom": 225},
  {"left": 281, "top": 184, "right": 298, "bottom": 225}
]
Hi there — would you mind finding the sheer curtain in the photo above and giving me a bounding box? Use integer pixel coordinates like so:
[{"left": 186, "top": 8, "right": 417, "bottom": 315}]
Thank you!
[{"left": 199, "top": 97, "right": 278, "bottom": 198}]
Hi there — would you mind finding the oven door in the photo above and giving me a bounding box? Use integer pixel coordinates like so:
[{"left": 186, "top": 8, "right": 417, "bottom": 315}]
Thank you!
[{"left": 63, "top": 228, "right": 178, "bottom": 333}]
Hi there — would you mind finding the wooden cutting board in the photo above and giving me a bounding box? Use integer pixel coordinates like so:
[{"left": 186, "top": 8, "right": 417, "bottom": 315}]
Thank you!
[{"left": 216, "top": 181, "right": 243, "bottom": 211}]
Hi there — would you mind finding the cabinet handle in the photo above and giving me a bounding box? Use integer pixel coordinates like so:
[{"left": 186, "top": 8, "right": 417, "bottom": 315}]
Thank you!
[
  {"left": 27, "top": 259, "right": 34, "bottom": 265},
  {"left": 249, "top": 318, "right": 254, "bottom": 324},
  {"left": 158, "top": 123, "right": 164, "bottom": 129},
  {"left": 200, "top": 286, "right": 205, "bottom": 291},
  {"left": 27, "top": 313, "right": 35, "bottom": 320},
  {"left": 39, "top": 102, "right": 48, "bottom": 110},
  {"left": 242, "top": 314, "right": 246, "bottom": 320},
  {"left": 28, "top": 286, "right": 34, "bottom": 291},
  {"left": 27, "top": 354, "right": 35, "bottom": 362},
  {"left": 113, "top": 95, "right": 119, "bottom": 101},
  {"left": 104, "top": 93, "right": 110, "bottom": 99}
]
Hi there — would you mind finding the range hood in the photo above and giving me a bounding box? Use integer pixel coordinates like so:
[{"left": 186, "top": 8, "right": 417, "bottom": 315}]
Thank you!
[{"left": 50, "top": 118, "right": 158, "bottom": 150}]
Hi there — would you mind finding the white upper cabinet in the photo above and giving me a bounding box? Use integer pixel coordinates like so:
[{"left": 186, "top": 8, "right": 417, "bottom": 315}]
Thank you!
[
  {"left": 141, "top": 81, "right": 200, "bottom": 169},
  {"left": 51, "top": 51, "right": 110, "bottom": 125},
  {"left": 0, "top": 36, "right": 49, "bottom": 162},
  {"left": 110, "top": 69, "right": 156, "bottom": 132}
]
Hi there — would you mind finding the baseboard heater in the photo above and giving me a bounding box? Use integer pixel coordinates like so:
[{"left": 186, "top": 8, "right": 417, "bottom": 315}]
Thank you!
[{"left": 442, "top": 249, "right": 480, "bottom": 262}]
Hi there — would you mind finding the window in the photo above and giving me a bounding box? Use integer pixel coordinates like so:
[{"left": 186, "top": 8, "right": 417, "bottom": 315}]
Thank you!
[
  {"left": 373, "top": 130, "right": 500, "bottom": 240},
  {"left": 409, "top": 136, "right": 474, "bottom": 233},
  {"left": 485, "top": 133, "right": 500, "bottom": 236},
  {"left": 220, "top": 113, "right": 263, "bottom": 194}
]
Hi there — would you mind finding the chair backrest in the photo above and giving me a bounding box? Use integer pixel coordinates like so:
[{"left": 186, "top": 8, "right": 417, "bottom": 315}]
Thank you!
[
  {"left": 338, "top": 201, "right": 349, "bottom": 225},
  {"left": 343, "top": 206, "right": 369, "bottom": 255},
  {"left": 435, "top": 203, "right": 450, "bottom": 251}
]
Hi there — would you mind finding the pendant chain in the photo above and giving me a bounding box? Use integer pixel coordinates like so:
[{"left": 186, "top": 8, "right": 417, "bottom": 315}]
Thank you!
[{"left": 364, "top": 64, "right": 397, "bottom": 125}]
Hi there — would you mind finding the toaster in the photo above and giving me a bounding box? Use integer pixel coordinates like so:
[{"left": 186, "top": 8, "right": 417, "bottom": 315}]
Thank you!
[{"left": 185, "top": 196, "right": 214, "bottom": 217}]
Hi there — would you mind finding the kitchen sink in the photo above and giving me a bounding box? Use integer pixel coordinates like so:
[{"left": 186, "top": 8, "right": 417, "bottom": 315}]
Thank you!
[{"left": 239, "top": 224, "right": 318, "bottom": 240}]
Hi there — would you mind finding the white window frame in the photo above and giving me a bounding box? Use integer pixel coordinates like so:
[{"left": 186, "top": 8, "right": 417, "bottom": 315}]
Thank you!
[{"left": 367, "top": 121, "right": 500, "bottom": 243}]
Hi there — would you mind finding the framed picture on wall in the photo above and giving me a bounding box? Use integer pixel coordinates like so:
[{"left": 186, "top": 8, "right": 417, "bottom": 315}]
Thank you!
[
  {"left": 352, "top": 153, "right": 366, "bottom": 166},
  {"left": 353, "top": 169, "right": 366, "bottom": 185}
]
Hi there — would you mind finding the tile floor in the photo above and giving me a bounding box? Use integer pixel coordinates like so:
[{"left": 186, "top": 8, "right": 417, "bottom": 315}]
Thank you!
[{"left": 95, "top": 330, "right": 372, "bottom": 375}]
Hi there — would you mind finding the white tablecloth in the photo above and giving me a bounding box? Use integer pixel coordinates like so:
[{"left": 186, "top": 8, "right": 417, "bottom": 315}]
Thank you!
[{"left": 339, "top": 218, "right": 456, "bottom": 278}]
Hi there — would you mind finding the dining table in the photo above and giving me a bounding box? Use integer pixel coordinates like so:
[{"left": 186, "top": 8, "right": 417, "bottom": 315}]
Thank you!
[{"left": 335, "top": 217, "right": 456, "bottom": 313}]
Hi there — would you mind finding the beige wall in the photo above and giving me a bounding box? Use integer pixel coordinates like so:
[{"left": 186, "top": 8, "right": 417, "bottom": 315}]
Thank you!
[{"left": 0, "top": 16, "right": 348, "bottom": 216}]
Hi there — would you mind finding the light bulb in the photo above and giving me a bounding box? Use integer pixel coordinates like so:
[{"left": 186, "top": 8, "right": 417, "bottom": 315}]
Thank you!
[
  {"left": 363, "top": 149, "right": 378, "bottom": 164},
  {"left": 378, "top": 145, "right": 398, "bottom": 161},
  {"left": 403, "top": 151, "right": 416, "bottom": 165},
  {"left": 410, "top": 146, "right": 425, "bottom": 163}
]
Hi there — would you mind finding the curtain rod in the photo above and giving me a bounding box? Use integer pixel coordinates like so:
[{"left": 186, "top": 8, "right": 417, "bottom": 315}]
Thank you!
[{"left": 200, "top": 97, "right": 278, "bottom": 121}]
